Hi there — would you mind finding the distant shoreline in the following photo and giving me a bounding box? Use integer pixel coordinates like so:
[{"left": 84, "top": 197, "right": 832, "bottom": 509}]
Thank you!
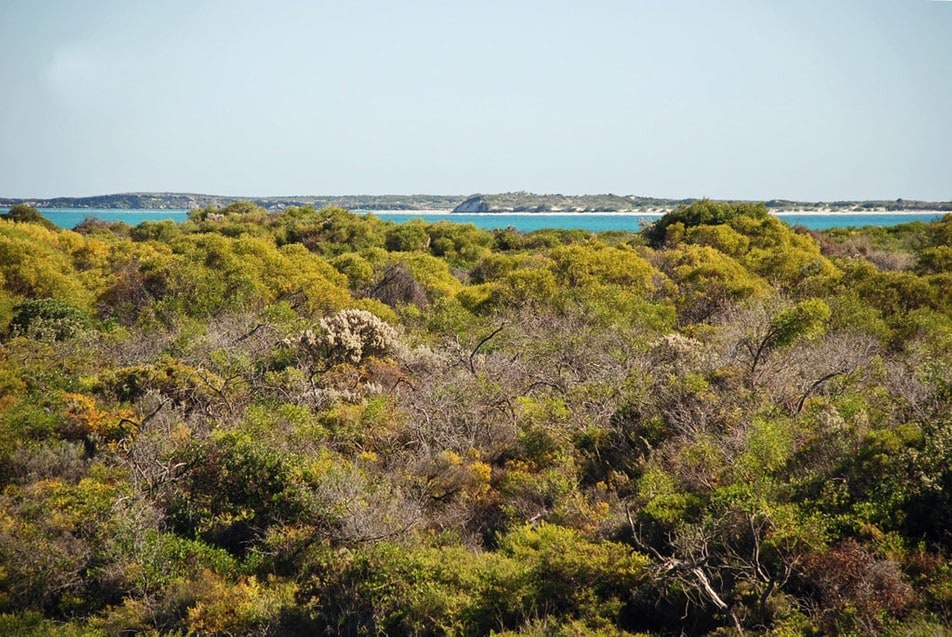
[
  {"left": 363, "top": 209, "right": 949, "bottom": 217},
  {"left": 12, "top": 207, "right": 949, "bottom": 219},
  {"left": 3, "top": 191, "right": 950, "bottom": 215},
  {"left": 27, "top": 207, "right": 945, "bottom": 232},
  {"left": 773, "top": 210, "right": 949, "bottom": 216}
]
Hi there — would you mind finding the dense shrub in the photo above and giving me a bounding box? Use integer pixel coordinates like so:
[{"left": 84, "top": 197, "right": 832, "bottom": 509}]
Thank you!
[
  {"left": 643, "top": 199, "right": 768, "bottom": 247},
  {"left": 291, "top": 309, "right": 398, "bottom": 366},
  {"left": 0, "top": 205, "right": 948, "bottom": 635},
  {"left": 6, "top": 298, "right": 89, "bottom": 341}
]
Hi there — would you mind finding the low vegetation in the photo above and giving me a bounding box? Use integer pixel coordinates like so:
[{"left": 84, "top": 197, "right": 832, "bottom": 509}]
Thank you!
[{"left": 0, "top": 200, "right": 949, "bottom": 635}]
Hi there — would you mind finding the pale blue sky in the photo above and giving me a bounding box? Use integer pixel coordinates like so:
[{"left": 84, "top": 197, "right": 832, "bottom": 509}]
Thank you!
[{"left": 1, "top": 0, "right": 950, "bottom": 200}]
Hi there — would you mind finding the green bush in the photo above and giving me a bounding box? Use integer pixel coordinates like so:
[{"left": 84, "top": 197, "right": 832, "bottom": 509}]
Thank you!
[{"left": 6, "top": 298, "right": 89, "bottom": 341}]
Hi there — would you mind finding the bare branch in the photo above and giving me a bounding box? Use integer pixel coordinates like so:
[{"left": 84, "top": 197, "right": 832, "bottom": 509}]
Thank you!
[{"left": 468, "top": 323, "right": 506, "bottom": 375}]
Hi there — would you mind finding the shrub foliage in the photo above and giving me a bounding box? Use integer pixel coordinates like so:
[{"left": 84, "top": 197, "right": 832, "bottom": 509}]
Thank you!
[{"left": 0, "top": 207, "right": 949, "bottom": 635}]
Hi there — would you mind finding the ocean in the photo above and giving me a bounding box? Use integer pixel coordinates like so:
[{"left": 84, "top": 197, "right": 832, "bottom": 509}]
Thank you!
[{"left": 12, "top": 208, "right": 949, "bottom": 233}]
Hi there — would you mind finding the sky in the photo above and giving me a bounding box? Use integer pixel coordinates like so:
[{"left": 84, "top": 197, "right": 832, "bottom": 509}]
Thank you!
[{"left": 1, "top": 0, "right": 950, "bottom": 201}]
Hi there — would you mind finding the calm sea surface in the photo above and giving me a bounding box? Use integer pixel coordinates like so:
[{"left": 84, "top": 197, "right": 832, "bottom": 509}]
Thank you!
[
  {"left": 18, "top": 208, "right": 949, "bottom": 233},
  {"left": 373, "top": 212, "right": 946, "bottom": 232}
]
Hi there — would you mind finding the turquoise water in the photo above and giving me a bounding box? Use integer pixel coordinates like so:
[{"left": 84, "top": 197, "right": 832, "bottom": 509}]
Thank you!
[
  {"left": 373, "top": 212, "right": 660, "bottom": 233},
  {"left": 37, "top": 208, "right": 191, "bottom": 228},
  {"left": 7, "top": 208, "right": 947, "bottom": 232},
  {"left": 770, "top": 212, "right": 945, "bottom": 231},
  {"left": 374, "top": 212, "right": 946, "bottom": 232}
]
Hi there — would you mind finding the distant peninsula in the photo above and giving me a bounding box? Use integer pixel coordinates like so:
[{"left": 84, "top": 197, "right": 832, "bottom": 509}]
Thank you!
[
  {"left": 0, "top": 192, "right": 466, "bottom": 212},
  {"left": 1, "top": 191, "right": 950, "bottom": 213},
  {"left": 453, "top": 193, "right": 952, "bottom": 213}
]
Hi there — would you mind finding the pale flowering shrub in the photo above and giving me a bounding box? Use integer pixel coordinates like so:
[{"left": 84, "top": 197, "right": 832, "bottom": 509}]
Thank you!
[
  {"left": 296, "top": 309, "right": 398, "bottom": 365},
  {"left": 651, "top": 332, "right": 704, "bottom": 368}
]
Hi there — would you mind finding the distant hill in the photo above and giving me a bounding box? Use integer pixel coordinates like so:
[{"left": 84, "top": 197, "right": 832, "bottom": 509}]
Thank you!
[
  {"left": 1, "top": 191, "right": 950, "bottom": 213},
  {"left": 0, "top": 192, "right": 467, "bottom": 211},
  {"left": 453, "top": 193, "right": 694, "bottom": 212},
  {"left": 453, "top": 192, "right": 952, "bottom": 213}
]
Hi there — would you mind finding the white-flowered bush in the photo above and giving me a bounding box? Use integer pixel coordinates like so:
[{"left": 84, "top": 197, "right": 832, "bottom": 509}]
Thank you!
[{"left": 296, "top": 309, "right": 398, "bottom": 365}]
